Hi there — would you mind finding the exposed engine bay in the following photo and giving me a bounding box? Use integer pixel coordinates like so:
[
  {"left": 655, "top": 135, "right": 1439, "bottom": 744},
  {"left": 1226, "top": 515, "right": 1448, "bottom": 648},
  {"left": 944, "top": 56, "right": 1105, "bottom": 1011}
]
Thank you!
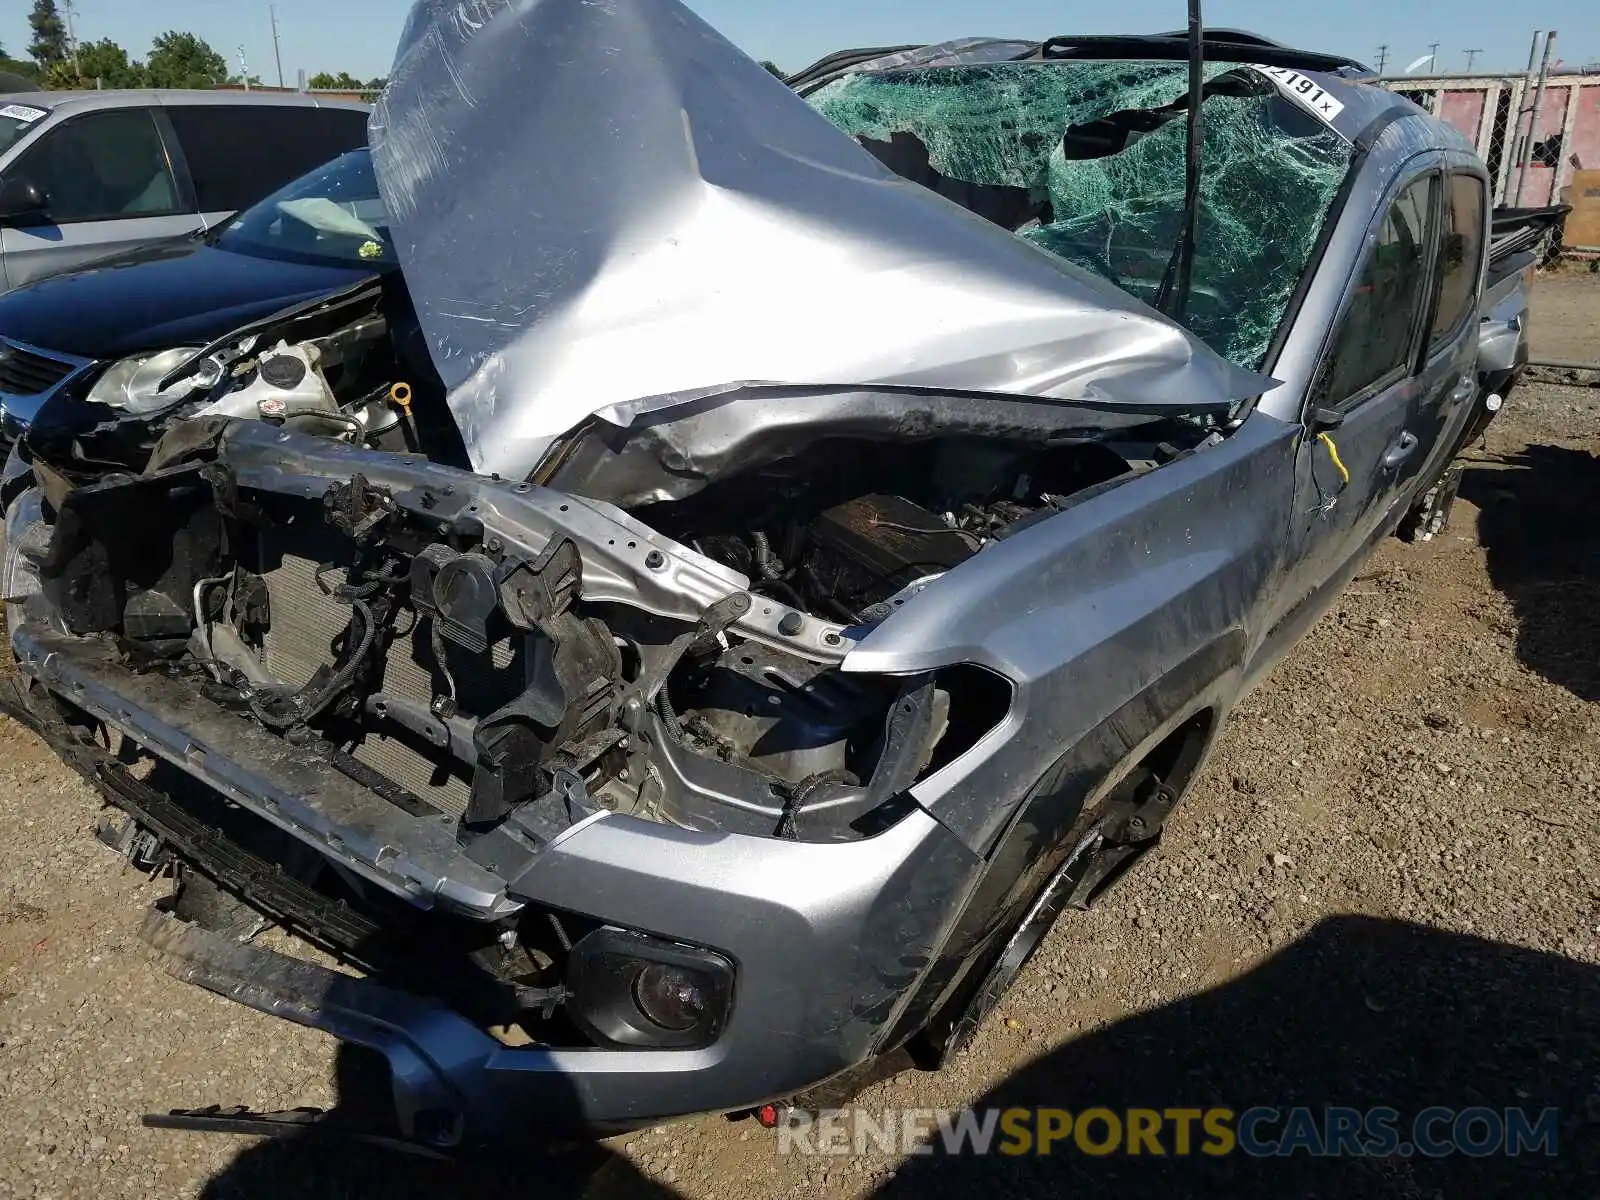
[
  {"left": 17, "top": 291, "right": 1224, "bottom": 853},
  {"left": 23, "top": 279, "right": 470, "bottom": 476}
]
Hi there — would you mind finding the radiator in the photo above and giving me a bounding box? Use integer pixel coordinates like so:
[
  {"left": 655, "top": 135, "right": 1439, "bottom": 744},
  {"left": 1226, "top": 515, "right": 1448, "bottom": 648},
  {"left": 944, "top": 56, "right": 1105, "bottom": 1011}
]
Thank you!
[{"left": 258, "top": 541, "right": 522, "bottom": 820}]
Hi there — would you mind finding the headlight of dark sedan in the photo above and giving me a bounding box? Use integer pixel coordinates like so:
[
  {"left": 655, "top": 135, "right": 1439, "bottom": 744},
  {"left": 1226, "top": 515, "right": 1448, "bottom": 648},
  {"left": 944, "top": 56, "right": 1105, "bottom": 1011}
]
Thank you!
[{"left": 84, "top": 348, "right": 216, "bottom": 415}]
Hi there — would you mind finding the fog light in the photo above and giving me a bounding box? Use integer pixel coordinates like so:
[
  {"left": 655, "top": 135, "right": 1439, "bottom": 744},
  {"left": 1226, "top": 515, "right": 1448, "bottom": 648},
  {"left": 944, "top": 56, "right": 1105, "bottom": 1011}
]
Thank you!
[
  {"left": 632, "top": 963, "right": 708, "bottom": 1031},
  {"left": 568, "top": 927, "right": 734, "bottom": 1049}
]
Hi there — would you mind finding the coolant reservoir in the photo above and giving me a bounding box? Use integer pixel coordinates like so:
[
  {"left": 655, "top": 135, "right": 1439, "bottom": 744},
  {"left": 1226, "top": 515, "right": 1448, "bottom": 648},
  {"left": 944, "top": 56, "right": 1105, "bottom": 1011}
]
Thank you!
[{"left": 195, "top": 342, "right": 337, "bottom": 422}]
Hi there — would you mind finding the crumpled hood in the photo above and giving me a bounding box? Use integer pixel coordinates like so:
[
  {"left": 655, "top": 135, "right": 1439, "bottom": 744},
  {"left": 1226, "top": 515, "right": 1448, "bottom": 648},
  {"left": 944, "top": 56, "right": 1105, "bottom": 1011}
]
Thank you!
[{"left": 371, "top": 0, "right": 1274, "bottom": 481}]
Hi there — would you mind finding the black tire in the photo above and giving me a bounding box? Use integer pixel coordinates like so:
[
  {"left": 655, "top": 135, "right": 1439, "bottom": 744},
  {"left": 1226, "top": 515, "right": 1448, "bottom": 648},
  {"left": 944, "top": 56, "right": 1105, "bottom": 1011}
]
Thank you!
[
  {"left": 917, "top": 757, "right": 1192, "bottom": 1066},
  {"left": 766, "top": 721, "right": 1210, "bottom": 1112}
]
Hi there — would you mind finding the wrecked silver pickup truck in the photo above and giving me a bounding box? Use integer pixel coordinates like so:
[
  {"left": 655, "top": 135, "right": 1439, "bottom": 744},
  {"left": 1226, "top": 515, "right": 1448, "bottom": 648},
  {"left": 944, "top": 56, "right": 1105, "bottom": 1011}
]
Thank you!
[{"left": 0, "top": 2, "right": 1541, "bottom": 1147}]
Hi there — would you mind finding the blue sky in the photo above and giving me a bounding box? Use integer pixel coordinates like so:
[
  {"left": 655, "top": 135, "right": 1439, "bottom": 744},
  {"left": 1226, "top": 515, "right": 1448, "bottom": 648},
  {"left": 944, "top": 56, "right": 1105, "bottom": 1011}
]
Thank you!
[{"left": 3, "top": 0, "right": 1593, "bottom": 85}]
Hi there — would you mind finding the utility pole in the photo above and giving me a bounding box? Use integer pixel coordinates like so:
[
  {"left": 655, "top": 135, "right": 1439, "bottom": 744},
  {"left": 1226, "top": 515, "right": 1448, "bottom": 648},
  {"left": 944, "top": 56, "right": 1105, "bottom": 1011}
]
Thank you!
[
  {"left": 1463, "top": 49, "right": 1482, "bottom": 72},
  {"left": 62, "top": 0, "right": 80, "bottom": 74},
  {"left": 1428, "top": 42, "right": 1440, "bottom": 73},
  {"left": 270, "top": 5, "right": 286, "bottom": 89},
  {"left": 1375, "top": 44, "right": 1389, "bottom": 76},
  {"left": 237, "top": 45, "right": 250, "bottom": 91}
]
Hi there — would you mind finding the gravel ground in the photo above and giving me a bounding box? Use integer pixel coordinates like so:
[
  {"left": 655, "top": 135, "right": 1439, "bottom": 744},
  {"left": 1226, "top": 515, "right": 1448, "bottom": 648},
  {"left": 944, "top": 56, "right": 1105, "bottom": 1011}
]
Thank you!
[
  {"left": 1528, "top": 268, "right": 1600, "bottom": 366},
  {"left": 1, "top": 280, "right": 1597, "bottom": 1199}
]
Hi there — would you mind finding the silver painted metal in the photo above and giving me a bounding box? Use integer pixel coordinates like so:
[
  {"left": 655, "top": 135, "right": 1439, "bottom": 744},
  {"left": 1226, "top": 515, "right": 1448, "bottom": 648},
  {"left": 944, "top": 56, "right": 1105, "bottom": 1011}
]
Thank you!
[
  {"left": 221, "top": 422, "right": 853, "bottom": 663},
  {"left": 3, "top": 5, "right": 1518, "bottom": 1140},
  {"left": 369, "top": 0, "right": 1271, "bottom": 484}
]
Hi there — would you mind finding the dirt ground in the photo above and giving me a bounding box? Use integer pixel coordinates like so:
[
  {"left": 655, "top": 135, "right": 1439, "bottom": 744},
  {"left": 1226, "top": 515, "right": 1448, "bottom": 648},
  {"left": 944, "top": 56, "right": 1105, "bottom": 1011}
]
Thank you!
[
  {"left": 1528, "top": 268, "right": 1600, "bottom": 366},
  {"left": 1, "top": 279, "right": 1597, "bottom": 1200}
]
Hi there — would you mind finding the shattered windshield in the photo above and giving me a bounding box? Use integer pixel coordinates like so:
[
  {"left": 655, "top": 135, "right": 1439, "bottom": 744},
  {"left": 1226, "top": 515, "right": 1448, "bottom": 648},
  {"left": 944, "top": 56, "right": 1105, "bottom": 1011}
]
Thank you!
[{"left": 808, "top": 61, "right": 1354, "bottom": 370}]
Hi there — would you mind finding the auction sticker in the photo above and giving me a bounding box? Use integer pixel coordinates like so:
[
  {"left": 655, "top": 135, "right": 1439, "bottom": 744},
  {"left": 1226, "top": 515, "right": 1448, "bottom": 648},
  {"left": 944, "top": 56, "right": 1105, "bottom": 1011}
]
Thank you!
[
  {"left": 1249, "top": 66, "right": 1346, "bottom": 128},
  {"left": 0, "top": 104, "right": 47, "bottom": 123}
]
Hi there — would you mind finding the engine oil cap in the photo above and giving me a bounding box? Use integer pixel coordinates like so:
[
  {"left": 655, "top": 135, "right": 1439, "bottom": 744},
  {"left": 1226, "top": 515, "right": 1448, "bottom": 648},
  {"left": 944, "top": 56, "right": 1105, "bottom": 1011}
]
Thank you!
[{"left": 258, "top": 397, "right": 289, "bottom": 418}]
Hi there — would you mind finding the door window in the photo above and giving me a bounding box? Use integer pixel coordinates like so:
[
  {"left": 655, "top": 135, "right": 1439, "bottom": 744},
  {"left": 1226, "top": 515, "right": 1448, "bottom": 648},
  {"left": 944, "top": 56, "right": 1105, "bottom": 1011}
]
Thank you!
[
  {"left": 12, "top": 108, "right": 181, "bottom": 223},
  {"left": 165, "top": 105, "right": 370, "bottom": 213},
  {"left": 1428, "top": 173, "right": 1485, "bottom": 345},
  {"left": 1315, "top": 174, "right": 1438, "bottom": 408}
]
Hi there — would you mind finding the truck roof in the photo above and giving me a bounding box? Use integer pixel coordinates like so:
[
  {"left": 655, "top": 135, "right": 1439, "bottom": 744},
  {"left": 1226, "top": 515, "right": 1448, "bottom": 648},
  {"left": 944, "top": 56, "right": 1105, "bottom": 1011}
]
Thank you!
[{"left": 788, "top": 33, "right": 1474, "bottom": 158}]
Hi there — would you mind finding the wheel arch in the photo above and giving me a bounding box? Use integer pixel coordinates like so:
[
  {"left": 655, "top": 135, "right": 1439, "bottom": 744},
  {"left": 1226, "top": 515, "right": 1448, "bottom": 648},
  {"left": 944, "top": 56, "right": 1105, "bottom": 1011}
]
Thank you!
[{"left": 876, "top": 629, "right": 1245, "bottom": 1064}]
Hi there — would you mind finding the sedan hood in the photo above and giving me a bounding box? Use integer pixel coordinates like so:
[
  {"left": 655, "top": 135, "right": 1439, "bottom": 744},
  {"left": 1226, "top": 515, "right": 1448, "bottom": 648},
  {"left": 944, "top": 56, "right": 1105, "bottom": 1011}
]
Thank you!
[
  {"left": 372, "top": 0, "right": 1273, "bottom": 481},
  {"left": 0, "top": 238, "right": 375, "bottom": 360}
]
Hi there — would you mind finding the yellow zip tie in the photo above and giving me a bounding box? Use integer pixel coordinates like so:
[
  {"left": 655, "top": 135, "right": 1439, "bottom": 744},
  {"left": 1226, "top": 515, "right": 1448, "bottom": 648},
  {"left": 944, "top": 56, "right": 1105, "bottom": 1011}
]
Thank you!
[{"left": 1317, "top": 431, "right": 1350, "bottom": 487}]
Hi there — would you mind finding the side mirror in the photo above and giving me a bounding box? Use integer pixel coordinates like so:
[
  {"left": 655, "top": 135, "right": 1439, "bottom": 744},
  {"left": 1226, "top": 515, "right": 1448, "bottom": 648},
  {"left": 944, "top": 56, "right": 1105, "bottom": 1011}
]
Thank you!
[
  {"left": 1308, "top": 405, "right": 1346, "bottom": 432},
  {"left": 0, "top": 177, "right": 48, "bottom": 224}
]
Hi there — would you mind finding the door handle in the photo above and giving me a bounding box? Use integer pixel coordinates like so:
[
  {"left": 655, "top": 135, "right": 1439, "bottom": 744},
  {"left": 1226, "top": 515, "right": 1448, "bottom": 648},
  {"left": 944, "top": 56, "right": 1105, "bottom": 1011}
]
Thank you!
[{"left": 1382, "top": 431, "right": 1419, "bottom": 468}]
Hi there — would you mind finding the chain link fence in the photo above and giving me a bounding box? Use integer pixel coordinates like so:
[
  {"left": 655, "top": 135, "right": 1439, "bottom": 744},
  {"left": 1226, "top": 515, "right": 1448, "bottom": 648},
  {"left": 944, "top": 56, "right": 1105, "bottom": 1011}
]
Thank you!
[{"left": 1376, "top": 69, "right": 1591, "bottom": 209}]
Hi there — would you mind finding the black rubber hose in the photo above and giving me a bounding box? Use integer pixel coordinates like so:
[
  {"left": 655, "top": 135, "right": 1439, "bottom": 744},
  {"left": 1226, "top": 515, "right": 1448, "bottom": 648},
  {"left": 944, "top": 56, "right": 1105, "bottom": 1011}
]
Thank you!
[
  {"left": 654, "top": 684, "right": 688, "bottom": 746},
  {"left": 750, "top": 531, "right": 784, "bottom": 580},
  {"left": 240, "top": 599, "right": 377, "bottom": 730}
]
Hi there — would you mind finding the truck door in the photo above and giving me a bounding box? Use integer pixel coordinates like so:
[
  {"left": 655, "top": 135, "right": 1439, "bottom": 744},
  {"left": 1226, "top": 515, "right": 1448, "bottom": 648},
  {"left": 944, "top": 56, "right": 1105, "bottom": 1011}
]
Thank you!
[
  {"left": 1407, "top": 168, "right": 1489, "bottom": 503},
  {"left": 1280, "top": 169, "right": 1442, "bottom": 615}
]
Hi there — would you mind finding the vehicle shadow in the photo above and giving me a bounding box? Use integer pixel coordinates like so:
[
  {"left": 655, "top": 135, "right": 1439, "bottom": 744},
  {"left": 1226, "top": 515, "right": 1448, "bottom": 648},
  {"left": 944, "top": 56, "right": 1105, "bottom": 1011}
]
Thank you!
[
  {"left": 192, "top": 1043, "right": 681, "bottom": 1199},
  {"left": 873, "top": 916, "right": 1597, "bottom": 1198},
  {"left": 1460, "top": 442, "right": 1600, "bottom": 701}
]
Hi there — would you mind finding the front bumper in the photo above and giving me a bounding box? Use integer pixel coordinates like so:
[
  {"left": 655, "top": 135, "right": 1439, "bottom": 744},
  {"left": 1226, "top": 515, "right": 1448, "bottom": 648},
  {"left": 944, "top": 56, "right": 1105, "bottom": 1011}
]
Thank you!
[{"left": 6, "top": 564, "right": 979, "bottom": 1139}]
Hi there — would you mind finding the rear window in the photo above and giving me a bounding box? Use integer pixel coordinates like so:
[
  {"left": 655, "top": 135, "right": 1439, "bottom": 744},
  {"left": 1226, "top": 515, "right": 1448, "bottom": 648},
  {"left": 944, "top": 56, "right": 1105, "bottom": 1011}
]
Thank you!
[
  {"left": 809, "top": 62, "right": 1355, "bottom": 370},
  {"left": 165, "top": 104, "right": 370, "bottom": 213},
  {"left": 1429, "top": 173, "right": 1485, "bottom": 344}
]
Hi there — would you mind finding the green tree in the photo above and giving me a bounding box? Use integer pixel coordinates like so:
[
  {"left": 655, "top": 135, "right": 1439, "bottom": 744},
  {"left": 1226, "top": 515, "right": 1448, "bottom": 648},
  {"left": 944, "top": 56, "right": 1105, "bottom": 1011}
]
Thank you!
[
  {"left": 308, "top": 70, "right": 365, "bottom": 90},
  {"left": 759, "top": 60, "right": 786, "bottom": 80},
  {"left": 0, "top": 57, "right": 42, "bottom": 85},
  {"left": 0, "top": 33, "right": 35, "bottom": 80},
  {"left": 41, "top": 60, "right": 76, "bottom": 88},
  {"left": 28, "top": 0, "right": 69, "bottom": 69},
  {"left": 144, "top": 31, "right": 228, "bottom": 89},
  {"left": 47, "top": 38, "right": 146, "bottom": 89}
]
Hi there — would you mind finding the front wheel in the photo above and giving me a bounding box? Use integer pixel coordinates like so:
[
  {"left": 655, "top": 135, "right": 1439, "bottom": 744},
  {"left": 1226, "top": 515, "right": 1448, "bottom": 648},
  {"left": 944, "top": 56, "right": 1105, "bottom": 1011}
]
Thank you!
[{"left": 919, "top": 761, "right": 1191, "bottom": 1065}]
